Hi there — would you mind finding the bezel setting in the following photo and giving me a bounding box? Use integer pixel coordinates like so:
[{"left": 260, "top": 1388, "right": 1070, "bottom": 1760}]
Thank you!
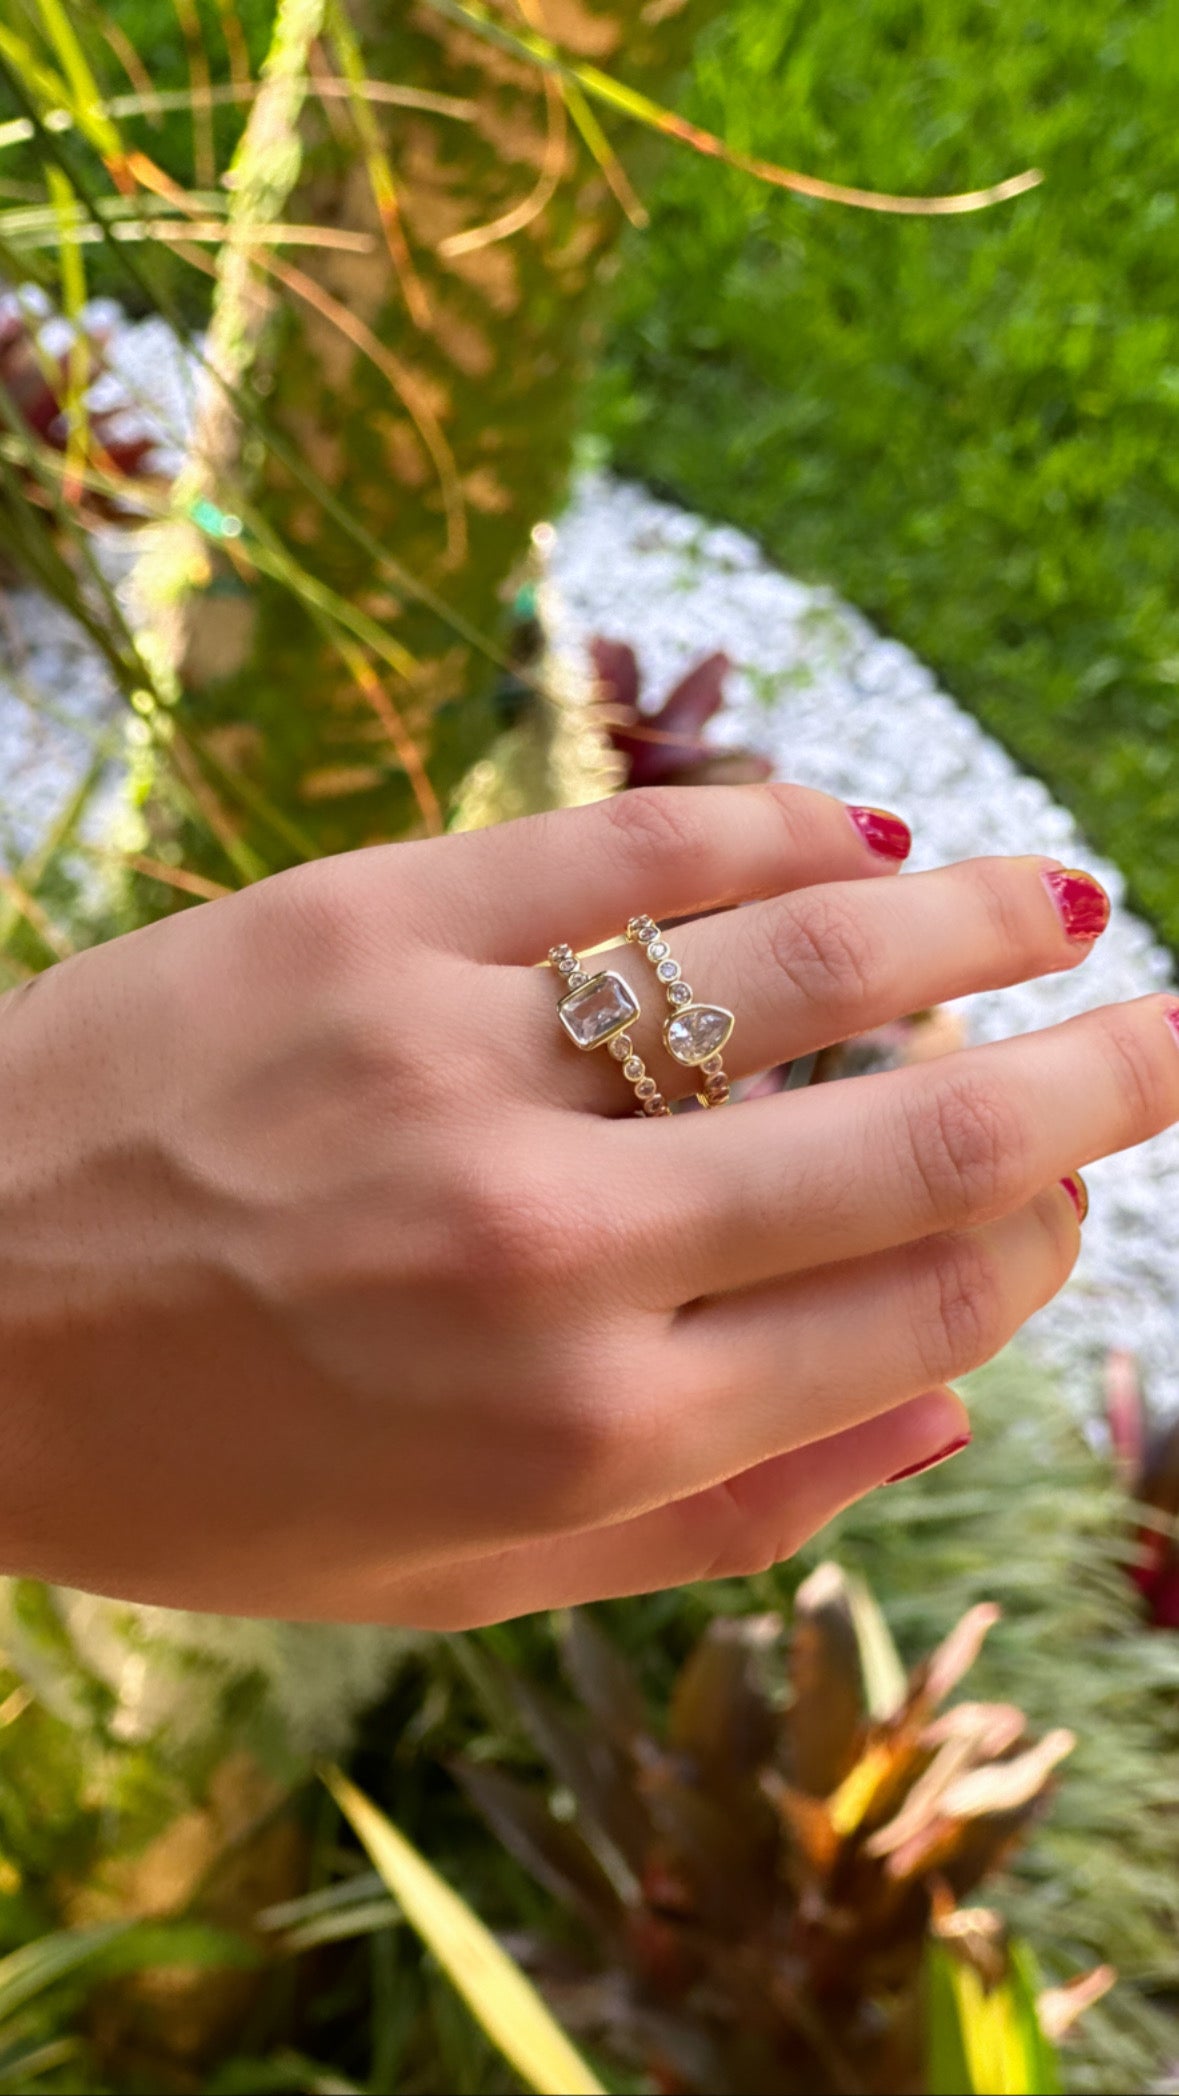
[
  {"left": 558, "top": 969, "right": 641, "bottom": 1051},
  {"left": 663, "top": 1002, "right": 735, "bottom": 1068}
]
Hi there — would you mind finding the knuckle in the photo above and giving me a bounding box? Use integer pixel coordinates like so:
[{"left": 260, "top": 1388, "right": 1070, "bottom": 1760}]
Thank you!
[
  {"left": 252, "top": 861, "right": 368, "bottom": 984},
  {"left": 918, "top": 1232, "right": 1006, "bottom": 1380},
  {"left": 1096, "top": 1005, "right": 1172, "bottom": 1136},
  {"left": 972, "top": 857, "right": 1043, "bottom": 959},
  {"left": 459, "top": 1174, "right": 570, "bottom": 1296},
  {"left": 538, "top": 1356, "right": 652, "bottom": 1527},
  {"left": 700, "top": 1478, "right": 805, "bottom": 1581},
  {"left": 598, "top": 787, "right": 708, "bottom": 874},
  {"left": 765, "top": 890, "right": 877, "bottom": 1016},
  {"left": 456, "top": 1162, "right": 620, "bottom": 1303},
  {"left": 905, "top": 1071, "right": 1028, "bottom": 1220}
]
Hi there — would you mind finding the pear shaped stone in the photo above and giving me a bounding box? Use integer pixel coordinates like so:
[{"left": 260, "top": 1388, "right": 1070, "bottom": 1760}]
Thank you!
[{"left": 664, "top": 1003, "right": 734, "bottom": 1067}]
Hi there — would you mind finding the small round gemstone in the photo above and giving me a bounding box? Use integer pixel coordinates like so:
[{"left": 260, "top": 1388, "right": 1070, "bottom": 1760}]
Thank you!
[
  {"left": 669, "top": 980, "right": 692, "bottom": 1007},
  {"left": 567, "top": 971, "right": 589, "bottom": 990},
  {"left": 701, "top": 1053, "right": 724, "bottom": 1075},
  {"left": 646, "top": 940, "right": 669, "bottom": 962},
  {"left": 635, "top": 1076, "right": 657, "bottom": 1099},
  {"left": 656, "top": 958, "right": 679, "bottom": 983},
  {"left": 642, "top": 1093, "right": 666, "bottom": 1115},
  {"left": 623, "top": 1056, "right": 644, "bottom": 1081},
  {"left": 608, "top": 1033, "right": 633, "bottom": 1060},
  {"left": 704, "top": 1077, "right": 729, "bottom": 1102},
  {"left": 557, "top": 955, "right": 578, "bottom": 975},
  {"left": 635, "top": 922, "right": 658, "bottom": 944},
  {"left": 626, "top": 915, "right": 650, "bottom": 938}
]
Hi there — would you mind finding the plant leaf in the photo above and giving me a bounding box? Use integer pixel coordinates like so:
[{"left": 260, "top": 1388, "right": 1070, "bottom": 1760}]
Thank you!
[
  {"left": 844, "top": 1570, "right": 908, "bottom": 1721},
  {"left": 450, "top": 1758, "right": 622, "bottom": 1931},
  {"left": 560, "top": 1610, "right": 647, "bottom": 1749},
  {"left": 668, "top": 1612, "right": 778, "bottom": 1782},
  {"left": 787, "top": 1565, "right": 865, "bottom": 1795},
  {"left": 322, "top": 1766, "right": 604, "bottom": 2096},
  {"left": 0, "top": 1922, "right": 128, "bottom": 2025}
]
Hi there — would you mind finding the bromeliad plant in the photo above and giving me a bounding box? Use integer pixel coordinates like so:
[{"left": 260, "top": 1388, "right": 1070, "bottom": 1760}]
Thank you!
[{"left": 457, "top": 1571, "right": 1104, "bottom": 2096}]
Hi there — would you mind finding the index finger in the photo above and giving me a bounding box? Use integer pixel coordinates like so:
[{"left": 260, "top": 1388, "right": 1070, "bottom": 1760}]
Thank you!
[{"left": 396, "top": 785, "right": 911, "bottom": 961}]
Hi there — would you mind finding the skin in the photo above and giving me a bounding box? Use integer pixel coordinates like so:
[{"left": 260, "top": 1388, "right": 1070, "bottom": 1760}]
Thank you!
[{"left": 0, "top": 781, "right": 1175, "bottom": 1628}]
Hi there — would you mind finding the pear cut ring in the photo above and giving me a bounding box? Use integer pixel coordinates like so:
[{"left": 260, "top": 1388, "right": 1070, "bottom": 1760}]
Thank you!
[
  {"left": 548, "top": 945, "right": 672, "bottom": 1116},
  {"left": 626, "top": 915, "right": 734, "bottom": 1108}
]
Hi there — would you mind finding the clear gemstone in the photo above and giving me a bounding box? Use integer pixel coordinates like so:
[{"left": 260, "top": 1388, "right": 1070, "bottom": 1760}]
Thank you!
[
  {"left": 635, "top": 922, "right": 657, "bottom": 944},
  {"left": 567, "top": 970, "right": 590, "bottom": 990},
  {"left": 646, "top": 940, "right": 669, "bottom": 962},
  {"left": 669, "top": 981, "right": 692, "bottom": 1007},
  {"left": 548, "top": 944, "right": 572, "bottom": 964},
  {"left": 656, "top": 958, "right": 679, "bottom": 983},
  {"left": 642, "top": 1093, "right": 666, "bottom": 1114},
  {"left": 635, "top": 1075, "right": 657, "bottom": 1099},
  {"left": 557, "top": 954, "right": 578, "bottom": 975},
  {"left": 558, "top": 970, "right": 640, "bottom": 1050},
  {"left": 623, "top": 1055, "right": 644, "bottom": 1081},
  {"left": 608, "top": 1033, "right": 633, "bottom": 1060},
  {"left": 701, "top": 1053, "right": 724, "bottom": 1075},
  {"left": 664, "top": 1003, "right": 735, "bottom": 1067}
]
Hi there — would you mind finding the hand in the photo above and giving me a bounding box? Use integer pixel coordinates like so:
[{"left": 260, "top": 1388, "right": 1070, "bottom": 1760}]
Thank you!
[{"left": 0, "top": 784, "right": 1171, "bottom": 1625}]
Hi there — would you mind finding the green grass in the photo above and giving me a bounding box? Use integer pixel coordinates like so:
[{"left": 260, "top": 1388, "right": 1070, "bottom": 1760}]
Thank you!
[
  {"left": 594, "top": 0, "right": 1179, "bottom": 948},
  {"left": 0, "top": 0, "right": 274, "bottom": 323}
]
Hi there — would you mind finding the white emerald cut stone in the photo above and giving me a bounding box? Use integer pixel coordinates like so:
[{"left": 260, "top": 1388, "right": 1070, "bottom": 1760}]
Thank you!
[
  {"left": 559, "top": 970, "right": 640, "bottom": 1050},
  {"left": 663, "top": 1002, "right": 735, "bottom": 1067}
]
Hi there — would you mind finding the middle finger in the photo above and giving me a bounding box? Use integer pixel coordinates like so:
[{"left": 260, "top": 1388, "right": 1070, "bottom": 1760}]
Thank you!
[{"left": 538, "top": 854, "right": 1107, "bottom": 1114}]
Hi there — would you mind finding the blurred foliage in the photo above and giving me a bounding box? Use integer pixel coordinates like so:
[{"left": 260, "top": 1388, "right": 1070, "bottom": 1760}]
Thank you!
[
  {"left": 0, "top": 0, "right": 274, "bottom": 325},
  {"left": 594, "top": 0, "right": 1179, "bottom": 949},
  {"left": 453, "top": 1578, "right": 1081, "bottom": 2095}
]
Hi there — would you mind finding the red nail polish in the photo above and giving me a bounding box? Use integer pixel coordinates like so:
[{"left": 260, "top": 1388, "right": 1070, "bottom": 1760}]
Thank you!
[
  {"left": 885, "top": 1433, "right": 971, "bottom": 1485},
  {"left": 1166, "top": 1005, "right": 1179, "bottom": 1049},
  {"left": 1041, "top": 868, "right": 1110, "bottom": 943},
  {"left": 1060, "top": 1172, "right": 1089, "bottom": 1223},
  {"left": 848, "top": 805, "right": 912, "bottom": 862}
]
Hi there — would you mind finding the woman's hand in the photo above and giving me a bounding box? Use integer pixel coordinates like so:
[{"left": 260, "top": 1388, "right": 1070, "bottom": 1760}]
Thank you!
[{"left": 0, "top": 783, "right": 1171, "bottom": 1625}]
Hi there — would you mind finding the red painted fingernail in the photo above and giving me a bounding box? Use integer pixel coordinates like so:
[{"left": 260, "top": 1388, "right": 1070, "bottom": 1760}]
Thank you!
[
  {"left": 1041, "top": 867, "right": 1111, "bottom": 943},
  {"left": 1060, "top": 1171, "right": 1089, "bottom": 1223},
  {"left": 885, "top": 1433, "right": 971, "bottom": 1485},
  {"left": 1166, "top": 1004, "right": 1179, "bottom": 1049},
  {"left": 848, "top": 805, "right": 912, "bottom": 861}
]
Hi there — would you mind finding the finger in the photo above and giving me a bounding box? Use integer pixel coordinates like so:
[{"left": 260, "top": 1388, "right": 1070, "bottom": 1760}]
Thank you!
[
  {"left": 643, "top": 991, "right": 1179, "bottom": 1300},
  {"left": 352, "top": 1389, "right": 969, "bottom": 1628},
  {"left": 395, "top": 784, "right": 911, "bottom": 961},
  {"left": 543, "top": 854, "right": 1103, "bottom": 1114},
  {"left": 641, "top": 1185, "right": 1077, "bottom": 1506}
]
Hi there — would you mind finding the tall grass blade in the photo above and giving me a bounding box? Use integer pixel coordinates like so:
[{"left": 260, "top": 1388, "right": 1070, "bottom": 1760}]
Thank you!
[
  {"left": 0, "top": 1922, "right": 127, "bottom": 2025},
  {"left": 322, "top": 1766, "right": 605, "bottom": 2096},
  {"left": 422, "top": 0, "right": 1042, "bottom": 215}
]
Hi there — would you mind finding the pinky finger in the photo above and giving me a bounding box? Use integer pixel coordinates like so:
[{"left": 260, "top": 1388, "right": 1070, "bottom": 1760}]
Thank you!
[{"left": 367, "top": 1388, "right": 971, "bottom": 1629}]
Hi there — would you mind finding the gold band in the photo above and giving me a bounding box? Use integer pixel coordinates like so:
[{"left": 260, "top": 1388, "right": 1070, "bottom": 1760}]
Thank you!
[
  {"left": 625, "top": 915, "right": 734, "bottom": 1108},
  {"left": 548, "top": 944, "right": 672, "bottom": 1116}
]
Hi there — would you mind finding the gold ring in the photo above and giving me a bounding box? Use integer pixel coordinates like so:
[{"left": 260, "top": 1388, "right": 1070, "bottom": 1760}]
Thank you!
[
  {"left": 548, "top": 944, "right": 672, "bottom": 1116},
  {"left": 626, "top": 915, "right": 734, "bottom": 1107}
]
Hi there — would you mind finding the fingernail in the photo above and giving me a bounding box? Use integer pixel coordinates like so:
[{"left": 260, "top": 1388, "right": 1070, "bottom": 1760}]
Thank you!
[
  {"left": 848, "top": 805, "right": 912, "bottom": 862},
  {"left": 1166, "top": 1004, "right": 1179, "bottom": 1050},
  {"left": 885, "top": 1433, "right": 971, "bottom": 1485},
  {"left": 1060, "top": 1171, "right": 1089, "bottom": 1223},
  {"left": 1041, "top": 867, "right": 1111, "bottom": 944}
]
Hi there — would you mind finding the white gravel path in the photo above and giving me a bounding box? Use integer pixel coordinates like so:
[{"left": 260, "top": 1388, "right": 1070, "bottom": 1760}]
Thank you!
[
  {"left": 549, "top": 476, "right": 1179, "bottom": 1424},
  {"left": 2, "top": 310, "right": 1177, "bottom": 1424}
]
